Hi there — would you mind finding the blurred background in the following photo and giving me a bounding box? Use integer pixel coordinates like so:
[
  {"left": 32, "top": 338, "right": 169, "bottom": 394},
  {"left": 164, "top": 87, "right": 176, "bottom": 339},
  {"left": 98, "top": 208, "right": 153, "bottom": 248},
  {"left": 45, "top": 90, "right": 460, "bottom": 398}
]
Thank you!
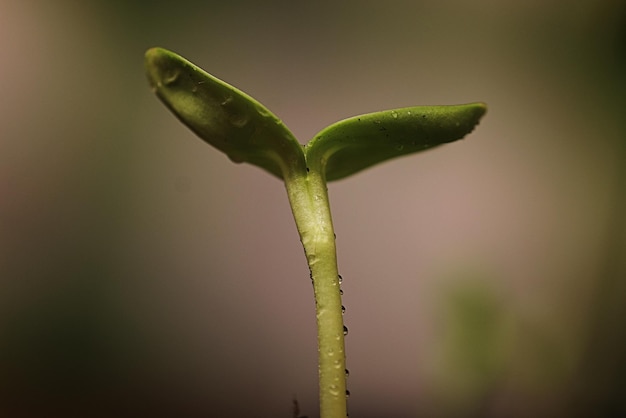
[{"left": 1, "top": 0, "right": 625, "bottom": 417}]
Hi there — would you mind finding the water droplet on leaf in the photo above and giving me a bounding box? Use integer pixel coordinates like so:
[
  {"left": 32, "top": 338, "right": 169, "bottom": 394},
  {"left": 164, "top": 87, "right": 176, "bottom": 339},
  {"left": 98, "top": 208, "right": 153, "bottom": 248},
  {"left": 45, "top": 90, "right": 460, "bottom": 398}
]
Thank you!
[
  {"left": 343, "top": 325, "right": 349, "bottom": 336},
  {"left": 228, "top": 113, "right": 249, "bottom": 128},
  {"left": 162, "top": 70, "right": 180, "bottom": 86},
  {"left": 255, "top": 104, "right": 271, "bottom": 118}
]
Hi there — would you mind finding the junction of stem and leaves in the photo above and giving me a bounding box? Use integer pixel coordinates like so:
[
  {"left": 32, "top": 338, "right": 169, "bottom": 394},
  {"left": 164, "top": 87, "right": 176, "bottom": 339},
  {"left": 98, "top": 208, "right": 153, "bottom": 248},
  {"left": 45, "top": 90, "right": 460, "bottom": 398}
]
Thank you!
[{"left": 145, "top": 47, "right": 486, "bottom": 418}]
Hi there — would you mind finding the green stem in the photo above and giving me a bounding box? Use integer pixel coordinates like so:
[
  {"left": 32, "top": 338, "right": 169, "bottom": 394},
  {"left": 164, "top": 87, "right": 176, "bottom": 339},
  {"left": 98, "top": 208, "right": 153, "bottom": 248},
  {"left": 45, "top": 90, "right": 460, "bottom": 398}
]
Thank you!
[{"left": 284, "top": 162, "right": 347, "bottom": 418}]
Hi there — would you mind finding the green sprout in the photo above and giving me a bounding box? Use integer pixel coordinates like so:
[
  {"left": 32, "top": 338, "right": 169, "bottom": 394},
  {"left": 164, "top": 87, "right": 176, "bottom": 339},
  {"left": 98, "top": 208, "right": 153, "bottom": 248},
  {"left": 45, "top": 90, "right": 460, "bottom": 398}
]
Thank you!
[{"left": 145, "top": 47, "right": 486, "bottom": 418}]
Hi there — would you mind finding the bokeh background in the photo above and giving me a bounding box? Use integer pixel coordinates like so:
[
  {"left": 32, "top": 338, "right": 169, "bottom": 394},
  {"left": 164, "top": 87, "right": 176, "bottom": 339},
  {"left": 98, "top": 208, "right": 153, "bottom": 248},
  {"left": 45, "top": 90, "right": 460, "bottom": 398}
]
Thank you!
[{"left": 1, "top": 1, "right": 625, "bottom": 417}]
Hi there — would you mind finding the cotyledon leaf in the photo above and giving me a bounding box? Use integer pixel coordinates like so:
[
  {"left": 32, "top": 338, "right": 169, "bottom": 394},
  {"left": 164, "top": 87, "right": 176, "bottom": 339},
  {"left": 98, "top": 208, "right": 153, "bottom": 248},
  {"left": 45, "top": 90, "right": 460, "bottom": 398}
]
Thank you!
[
  {"left": 306, "top": 103, "right": 487, "bottom": 182},
  {"left": 145, "top": 47, "right": 306, "bottom": 180},
  {"left": 145, "top": 48, "right": 486, "bottom": 183}
]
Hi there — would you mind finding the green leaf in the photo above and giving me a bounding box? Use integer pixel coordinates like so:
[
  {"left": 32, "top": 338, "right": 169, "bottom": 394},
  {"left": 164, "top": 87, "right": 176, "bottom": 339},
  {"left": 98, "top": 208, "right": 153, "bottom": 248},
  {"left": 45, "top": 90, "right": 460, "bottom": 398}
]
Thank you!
[
  {"left": 145, "top": 48, "right": 486, "bottom": 183},
  {"left": 144, "top": 47, "right": 306, "bottom": 180},
  {"left": 305, "top": 103, "right": 487, "bottom": 181}
]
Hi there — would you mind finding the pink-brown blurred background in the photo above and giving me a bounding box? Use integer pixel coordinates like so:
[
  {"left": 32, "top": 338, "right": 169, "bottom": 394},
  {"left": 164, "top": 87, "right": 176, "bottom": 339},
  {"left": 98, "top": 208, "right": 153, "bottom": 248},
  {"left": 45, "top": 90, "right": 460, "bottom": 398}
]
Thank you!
[{"left": 1, "top": 1, "right": 625, "bottom": 417}]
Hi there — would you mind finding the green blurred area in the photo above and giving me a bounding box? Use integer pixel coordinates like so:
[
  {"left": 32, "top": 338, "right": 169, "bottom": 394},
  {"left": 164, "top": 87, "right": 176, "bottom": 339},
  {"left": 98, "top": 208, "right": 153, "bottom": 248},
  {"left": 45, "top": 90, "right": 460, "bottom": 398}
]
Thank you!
[{"left": 1, "top": 1, "right": 625, "bottom": 417}]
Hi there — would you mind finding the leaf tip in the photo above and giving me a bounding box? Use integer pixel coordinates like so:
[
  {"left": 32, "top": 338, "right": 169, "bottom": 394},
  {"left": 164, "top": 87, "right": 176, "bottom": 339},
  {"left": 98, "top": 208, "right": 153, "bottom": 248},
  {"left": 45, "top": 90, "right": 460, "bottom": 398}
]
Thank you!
[
  {"left": 453, "top": 102, "right": 487, "bottom": 138},
  {"left": 144, "top": 47, "right": 186, "bottom": 93},
  {"left": 472, "top": 101, "right": 488, "bottom": 120},
  {"left": 144, "top": 47, "right": 166, "bottom": 84}
]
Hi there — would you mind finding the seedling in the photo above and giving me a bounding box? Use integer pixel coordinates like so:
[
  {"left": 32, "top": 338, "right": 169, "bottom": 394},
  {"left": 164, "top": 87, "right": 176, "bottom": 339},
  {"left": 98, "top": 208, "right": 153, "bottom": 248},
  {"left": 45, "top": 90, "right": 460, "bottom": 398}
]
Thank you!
[{"left": 144, "top": 47, "right": 486, "bottom": 418}]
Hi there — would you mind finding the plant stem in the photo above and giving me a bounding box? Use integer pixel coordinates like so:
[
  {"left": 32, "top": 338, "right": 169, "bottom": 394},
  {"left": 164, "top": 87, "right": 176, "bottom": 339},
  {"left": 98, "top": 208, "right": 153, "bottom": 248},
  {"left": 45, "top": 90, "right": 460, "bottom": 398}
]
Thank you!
[{"left": 284, "top": 162, "right": 347, "bottom": 418}]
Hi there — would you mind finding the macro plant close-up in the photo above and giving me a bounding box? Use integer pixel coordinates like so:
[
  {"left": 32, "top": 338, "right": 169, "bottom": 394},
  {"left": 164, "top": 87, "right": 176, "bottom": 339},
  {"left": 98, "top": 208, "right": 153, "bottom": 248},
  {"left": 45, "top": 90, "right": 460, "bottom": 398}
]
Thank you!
[
  {"left": 145, "top": 47, "right": 486, "bottom": 418},
  {"left": 2, "top": 1, "right": 625, "bottom": 417}
]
